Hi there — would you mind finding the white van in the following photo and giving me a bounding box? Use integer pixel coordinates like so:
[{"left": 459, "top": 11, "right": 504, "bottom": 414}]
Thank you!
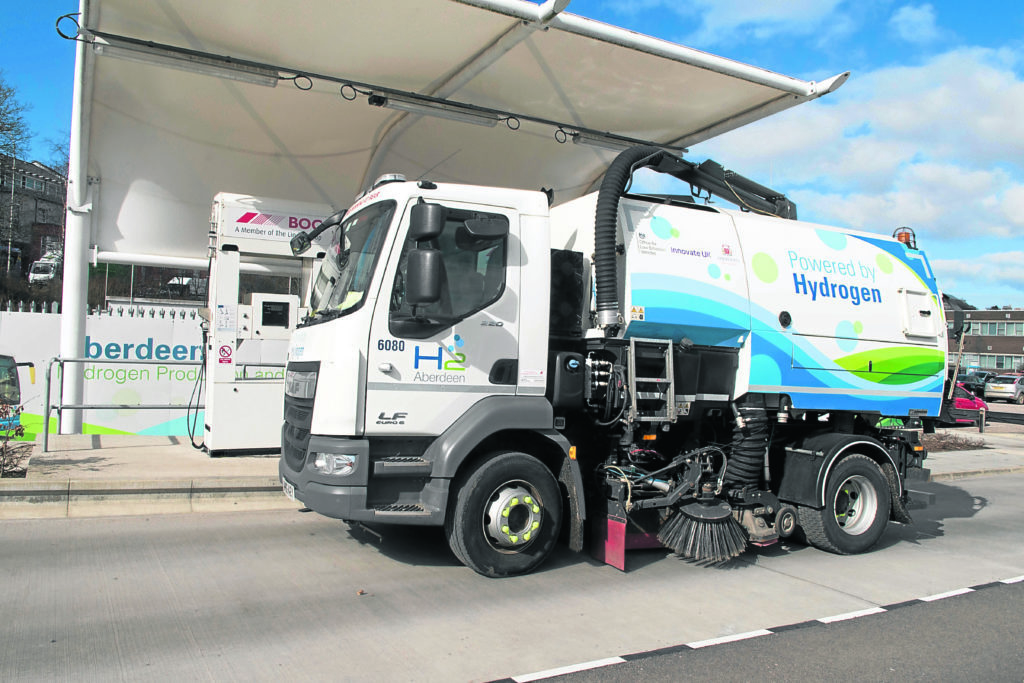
[{"left": 27, "top": 259, "right": 60, "bottom": 285}]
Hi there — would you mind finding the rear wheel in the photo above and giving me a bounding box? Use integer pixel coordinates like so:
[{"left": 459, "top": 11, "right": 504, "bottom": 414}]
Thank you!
[
  {"left": 799, "top": 454, "right": 891, "bottom": 555},
  {"left": 445, "top": 452, "right": 562, "bottom": 577}
]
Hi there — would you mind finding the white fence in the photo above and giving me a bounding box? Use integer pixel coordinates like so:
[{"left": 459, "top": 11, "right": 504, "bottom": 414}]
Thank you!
[
  {"left": 3, "top": 300, "right": 201, "bottom": 319},
  {"left": 4, "top": 300, "right": 61, "bottom": 314}
]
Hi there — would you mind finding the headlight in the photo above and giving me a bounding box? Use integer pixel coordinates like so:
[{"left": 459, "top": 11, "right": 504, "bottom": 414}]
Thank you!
[
  {"left": 313, "top": 453, "right": 356, "bottom": 476},
  {"left": 285, "top": 369, "right": 317, "bottom": 399}
]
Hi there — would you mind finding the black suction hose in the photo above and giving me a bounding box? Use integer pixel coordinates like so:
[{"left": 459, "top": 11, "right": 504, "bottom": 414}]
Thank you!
[
  {"left": 593, "top": 146, "right": 665, "bottom": 333},
  {"left": 723, "top": 406, "right": 770, "bottom": 488}
]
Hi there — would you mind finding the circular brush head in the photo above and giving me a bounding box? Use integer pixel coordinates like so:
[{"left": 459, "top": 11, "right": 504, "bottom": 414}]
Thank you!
[
  {"left": 680, "top": 500, "right": 732, "bottom": 521},
  {"left": 658, "top": 501, "right": 748, "bottom": 565}
]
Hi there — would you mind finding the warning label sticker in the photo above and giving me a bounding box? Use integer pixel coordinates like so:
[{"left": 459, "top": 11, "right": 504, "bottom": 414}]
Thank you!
[{"left": 218, "top": 345, "right": 233, "bottom": 364}]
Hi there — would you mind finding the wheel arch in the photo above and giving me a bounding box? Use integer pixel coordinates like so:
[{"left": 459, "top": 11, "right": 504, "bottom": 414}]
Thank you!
[
  {"left": 425, "top": 395, "right": 586, "bottom": 550},
  {"left": 817, "top": 439, "right": 900, "bottom": 506},
  {"left": 777, "top": 432, "right": 899, "bottom": 510},
  {"left": 426, "top": 396, "right": 569, "bottom": 478}
]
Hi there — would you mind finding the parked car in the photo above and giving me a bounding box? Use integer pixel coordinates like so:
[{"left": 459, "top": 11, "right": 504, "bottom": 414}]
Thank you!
[
  {"left": 984, "top": 374, "right": 1024, "bottom": 403},
  {"left": 951, "top": 383, "right": 988, "bottom": 425},
  {"left": 974, "top": 371, "right": 997, "bottom": 385},
  {"left": 956, "top": 373, "right": 986, "bottom": 396}
]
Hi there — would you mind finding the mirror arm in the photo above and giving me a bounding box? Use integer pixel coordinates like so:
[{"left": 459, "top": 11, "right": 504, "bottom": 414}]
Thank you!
[{"left": 290, "top": 208, "right": 348, "bottom": 255}]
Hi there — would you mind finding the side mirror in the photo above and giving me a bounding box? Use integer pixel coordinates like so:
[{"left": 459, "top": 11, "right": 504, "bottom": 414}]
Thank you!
[
  {"left": 291, "top": 207, "right": 348, "bottom": 255},
  {"left": 409, "top": 203, "right": 446, "bottom": 242},
  {"left": 289, "top": 232, "right": 311, "bottom": 256},
  {"left": 406, "top": 249, "right": 442, "bottom": 305}
]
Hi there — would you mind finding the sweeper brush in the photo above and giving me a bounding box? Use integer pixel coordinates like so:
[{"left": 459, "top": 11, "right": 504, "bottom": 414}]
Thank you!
[{"left": 658, "top": 501, "right": 747, "bottom": 565}]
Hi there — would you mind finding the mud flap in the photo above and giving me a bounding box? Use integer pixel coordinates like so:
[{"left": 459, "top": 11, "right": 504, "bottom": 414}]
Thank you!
[
  {"left": 590, "top": 500, "right": 663, "bottom": 571},
  {"left": 559, "top": 456, "right": 586, "bottom": 552},
  {"left": 882, "top": 462, "right": 914, "bottom": 525}
]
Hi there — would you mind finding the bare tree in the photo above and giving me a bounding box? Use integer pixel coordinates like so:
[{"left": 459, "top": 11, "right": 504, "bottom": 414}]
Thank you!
[
  {"left": 0, "top": 71, "right": 32, "bottom": 155},
  {"left": 1, "top": 72, "right": 33, "bottom": 274},
  {"left": 45, "top": 130, "right": 70, "bottom": 180}
]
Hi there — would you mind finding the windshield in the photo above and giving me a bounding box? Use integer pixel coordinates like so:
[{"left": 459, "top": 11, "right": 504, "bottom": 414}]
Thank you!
[
  {"left": 308, "top": 200, "right": 396, "bottom": 319},
  {"left": 0, "top": 356, "right": 20, "bottom": 404},
  {"left": 31, "top": 262, "right": 54, "bottom": 274}
]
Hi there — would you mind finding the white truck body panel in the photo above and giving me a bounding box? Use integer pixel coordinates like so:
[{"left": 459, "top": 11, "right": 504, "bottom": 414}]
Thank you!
[{"left": 550, "top": 193, "right": 945, "bottom": 415}]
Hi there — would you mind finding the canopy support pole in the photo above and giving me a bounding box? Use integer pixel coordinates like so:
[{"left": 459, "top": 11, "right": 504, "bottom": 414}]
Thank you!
[{"left": 59, "top": 0, "right": 96, "bottom": 434}]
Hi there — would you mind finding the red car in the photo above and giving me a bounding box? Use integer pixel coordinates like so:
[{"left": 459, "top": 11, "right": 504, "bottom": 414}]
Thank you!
[{"left": 951, "top": 383, "right": 988, "bottom": 424}]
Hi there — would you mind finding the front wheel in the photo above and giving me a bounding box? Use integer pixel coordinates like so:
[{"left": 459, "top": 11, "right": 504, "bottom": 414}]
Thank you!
[
  {"left": 799, "top": 454, "right": 891, "bottom": 555},
  {"left": 445, "top": 452, "right": 562, "bottom": 578}
]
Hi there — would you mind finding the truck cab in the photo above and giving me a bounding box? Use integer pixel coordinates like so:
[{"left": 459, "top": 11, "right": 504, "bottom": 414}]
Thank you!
[{"left": 281, "top": 179, "right": 566, "bottom": 575}]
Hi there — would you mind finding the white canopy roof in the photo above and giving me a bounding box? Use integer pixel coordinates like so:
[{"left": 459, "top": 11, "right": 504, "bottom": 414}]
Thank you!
[{"left": 71, "top": 0, "right": 846, "bottom": 262}]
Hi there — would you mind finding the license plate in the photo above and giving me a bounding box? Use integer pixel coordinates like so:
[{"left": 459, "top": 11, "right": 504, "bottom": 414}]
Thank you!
[{"left": 282, "top": 477, "right": 296, "bottom": 501}]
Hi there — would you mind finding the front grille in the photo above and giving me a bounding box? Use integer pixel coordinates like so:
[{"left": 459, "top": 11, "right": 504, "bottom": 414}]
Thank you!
[
  {"left": 282, "top": 393, "right": 314, "bottom": 472},
  {"left": 284, "top": 395, "right": 313, "bottom": 431}
]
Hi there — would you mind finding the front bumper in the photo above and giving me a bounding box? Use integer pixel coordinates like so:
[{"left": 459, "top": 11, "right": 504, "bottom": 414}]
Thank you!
[
  {"left": 279, "top": 429, "right": 449, "bottom": 525},
  {"left": 985, "top": 388, "right": 1016, "bottom": 401},
  {"left": 280, "top": 433, "right": 372, "bottom": 520}
]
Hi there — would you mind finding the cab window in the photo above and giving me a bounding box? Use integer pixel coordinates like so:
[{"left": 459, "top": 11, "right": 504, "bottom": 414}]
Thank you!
[{"left": 389, "top": 207, "right": 507, "bottom": 338}]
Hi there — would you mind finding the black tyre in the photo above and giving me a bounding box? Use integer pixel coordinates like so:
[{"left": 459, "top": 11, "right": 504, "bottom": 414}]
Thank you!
[
  {"left": 1015, "top": 393, "right": 1024, "bottom": 405},
  {"left": 445, "top": 452, "right": 562, "bottom": 578},
  {"left": 799, "top": 454, "right": 891, "bottom": 555}
]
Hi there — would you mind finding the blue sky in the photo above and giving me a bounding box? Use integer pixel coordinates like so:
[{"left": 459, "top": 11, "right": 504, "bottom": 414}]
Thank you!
[{"left": 3, "top": 1, "right": 1024, "bottom": 308}]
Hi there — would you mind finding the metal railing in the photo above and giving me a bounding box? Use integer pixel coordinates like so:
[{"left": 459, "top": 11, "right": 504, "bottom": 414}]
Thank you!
[{"left": 41, "top": 357, "right": 285, "bottom": 452}]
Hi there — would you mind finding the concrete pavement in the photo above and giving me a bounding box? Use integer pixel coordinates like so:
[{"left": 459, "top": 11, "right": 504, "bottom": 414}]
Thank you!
[
  {"left": 2, "top": 424, "right": 1024, "bottom": 519},
  {"left": 0, "top": 434, "right": 299, "bottom": 519}
]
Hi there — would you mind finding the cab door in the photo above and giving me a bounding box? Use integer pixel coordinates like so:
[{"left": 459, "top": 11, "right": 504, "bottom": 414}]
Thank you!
[{"left": 365, "top": 200, "right": 520, "bottom": 435}]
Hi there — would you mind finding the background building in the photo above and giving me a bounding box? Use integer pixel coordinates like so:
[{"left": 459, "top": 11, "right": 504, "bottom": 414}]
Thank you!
[
  {"left": 0, "top": 154, "right": 67, "bottom": 274},
  {"left": 945, "top": 295, "right": 1024, "bottom": 373}
]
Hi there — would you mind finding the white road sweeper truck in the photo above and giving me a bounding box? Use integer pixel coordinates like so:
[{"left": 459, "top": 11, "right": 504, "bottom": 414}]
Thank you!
[{"left": 279, "top": 147, "right": 945, "bottom": 577}]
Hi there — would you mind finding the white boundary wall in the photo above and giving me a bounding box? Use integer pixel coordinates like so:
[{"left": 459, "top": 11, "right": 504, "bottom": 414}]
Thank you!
[{"left": 1, "top": 311, "right": 209, "bottom": 436}]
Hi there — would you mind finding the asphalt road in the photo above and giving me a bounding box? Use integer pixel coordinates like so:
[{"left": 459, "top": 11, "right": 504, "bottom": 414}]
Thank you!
[
  {"left": 544, "top": 583, "right": 1024, "bottom": 682},
  {"left": 1, "top": 474, "right": 1023, "bottom": 682}
]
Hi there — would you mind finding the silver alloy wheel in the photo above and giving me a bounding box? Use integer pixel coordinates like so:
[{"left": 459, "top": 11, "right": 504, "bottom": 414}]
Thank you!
[
  {"left": 483, "top": 481, "right": 543, "bottom": 551},
  {"left": 832, "top": 473, "right": 878, "bottom": 536}
]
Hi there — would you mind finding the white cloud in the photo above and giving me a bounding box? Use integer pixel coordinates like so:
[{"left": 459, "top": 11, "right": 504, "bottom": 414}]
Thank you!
[
  {"left": 933, "top": 252, "right": 1024, "bottom": 291},
  {"left": 689, "top": 46, "right": 1024, "bottom": 242},
  {"left": 683, "top": 0, "right": 847, "bottom": 45},
  {"left": 782, "top": 162, "right": 1024, "bottom": 244},
  {"left": 889, "top": 4, "right": 944, "bottom": 44},
  {"left": 701, "top": 47, "right": 1024, "bottom": 177},
  {"left": 600, "top": 0, "right": 848, "bottom": 47},
  {"left": 999, "top": 185, "right": 1024, "bottom": 226}
]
